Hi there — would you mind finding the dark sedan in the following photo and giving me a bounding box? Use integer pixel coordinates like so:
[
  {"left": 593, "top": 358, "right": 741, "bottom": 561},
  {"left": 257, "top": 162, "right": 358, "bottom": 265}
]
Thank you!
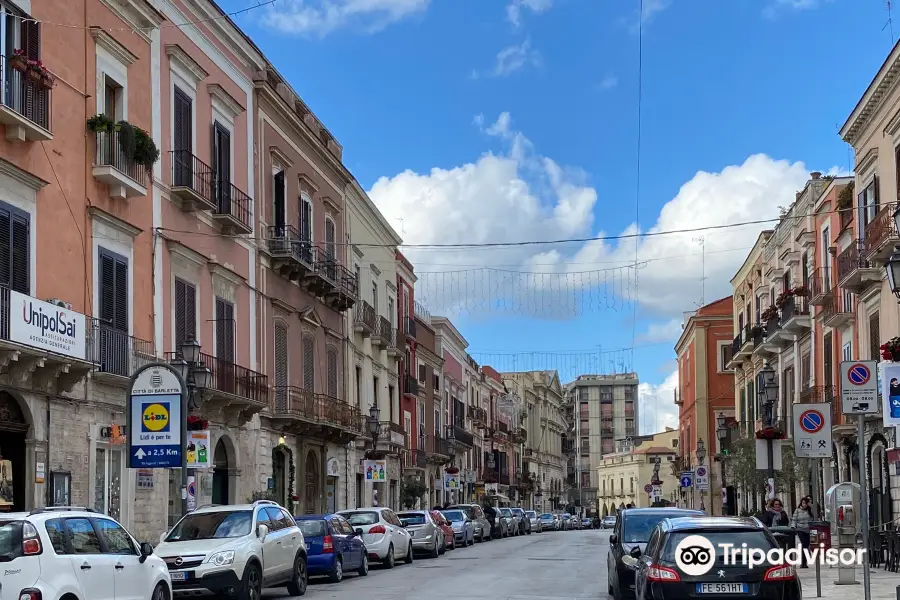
[
  {"left": 607, "top": 507, "right": 704, "bottom": 600},
  {"left": 624, "top": 516, "right": 802, "bottom": 600}
]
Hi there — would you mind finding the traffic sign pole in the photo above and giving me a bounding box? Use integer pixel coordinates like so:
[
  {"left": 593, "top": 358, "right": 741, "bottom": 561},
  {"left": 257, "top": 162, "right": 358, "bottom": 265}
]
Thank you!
[{"left": 858, "top": 414, "right": 871, "bottom": 600}]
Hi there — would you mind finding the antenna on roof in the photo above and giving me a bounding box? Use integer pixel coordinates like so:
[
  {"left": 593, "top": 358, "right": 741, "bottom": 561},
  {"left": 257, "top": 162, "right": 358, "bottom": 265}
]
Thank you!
[{"left": 887, "top": 1, "right": 895, "bottom": 44}]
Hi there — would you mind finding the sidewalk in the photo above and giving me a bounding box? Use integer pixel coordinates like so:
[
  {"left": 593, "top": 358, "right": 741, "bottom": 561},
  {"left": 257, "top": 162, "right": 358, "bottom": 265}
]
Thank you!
[{"left": 797, "top": 563, "right": 897, "bottom": 600}]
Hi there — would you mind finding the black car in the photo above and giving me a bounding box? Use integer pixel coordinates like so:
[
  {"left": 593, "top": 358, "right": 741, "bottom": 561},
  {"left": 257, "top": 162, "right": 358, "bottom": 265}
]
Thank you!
[
  {"left": 607, "top": 507, "right": 704, "bottom": 600},
  {"left": 624, "top": 516, "right": 802, "bottom": 600}
]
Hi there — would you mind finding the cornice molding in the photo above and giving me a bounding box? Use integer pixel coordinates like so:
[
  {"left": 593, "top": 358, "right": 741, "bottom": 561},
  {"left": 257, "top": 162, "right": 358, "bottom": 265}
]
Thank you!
[
  {"left": 91, "top": 27, "right": 138, "bottom": 65},
  {"left": 88, "top": 207, "right": 142, "bottom": 238},
  {"left": 166, "top": 44, "right": 208, "bottom": 85},
  {"left": 298, "top": 173, "right": 319, "bottom": 195},
  {"left": 269, "top": 145, "right": 294, "bottom": 169},
  {"left": 166, "top": 240, "right": 207, "bottom": 267},
  {"left": 98, "top": 0, "right": 164, "bottom": 43},
  {"left": 857, "top": 147, "right": 879, "bottom": 177},
  {"left": 208, "top": 261, "right": 246, "bottom": 286},
  {"left": 0, "top": 158, "right": 48, "bottom": 191},
  {"left": 207, "top": 83, "right": 244, "bottom": 119}
]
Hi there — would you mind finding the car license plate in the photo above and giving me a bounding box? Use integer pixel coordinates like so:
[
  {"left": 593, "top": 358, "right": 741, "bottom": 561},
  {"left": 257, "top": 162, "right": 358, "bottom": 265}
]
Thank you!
[
  {"left": 170, "top": 572, "right": 189, "bottom": 581},
  {"left": 697, "top": 583, "right": 748, "bottom": 594}
]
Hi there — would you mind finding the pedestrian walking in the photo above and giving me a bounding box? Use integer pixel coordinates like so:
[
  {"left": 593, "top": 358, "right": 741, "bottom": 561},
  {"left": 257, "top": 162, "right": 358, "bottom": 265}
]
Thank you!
[
  {"left": 761, "top": 498, "right": 789, "bottom": 527},
  {"left": 790, "top": 497, "right": 813, "bottom": 568}
]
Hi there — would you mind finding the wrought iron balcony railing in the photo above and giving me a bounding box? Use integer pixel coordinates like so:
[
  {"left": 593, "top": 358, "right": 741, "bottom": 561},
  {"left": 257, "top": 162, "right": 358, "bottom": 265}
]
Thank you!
[
  {"left": 170, "top": 150, "right": 215, "bottom": 209},
  {"left": 91, "top": 322, "right": 155, "bottom": 378},
  {"left": 95, "top": 130, "right": 148, "bottom": 188},
  {"left": 165, "top": 351, "right": 268, "bottom": 404},
  {"left": 0, "top": 54, "right": 51, "bottom": 138}
]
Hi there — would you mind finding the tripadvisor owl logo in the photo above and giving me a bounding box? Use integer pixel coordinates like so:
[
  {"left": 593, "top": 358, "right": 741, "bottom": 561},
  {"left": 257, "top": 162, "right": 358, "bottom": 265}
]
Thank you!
[{"left": 672, "top": 534, "right": 866, "bottom": 573}]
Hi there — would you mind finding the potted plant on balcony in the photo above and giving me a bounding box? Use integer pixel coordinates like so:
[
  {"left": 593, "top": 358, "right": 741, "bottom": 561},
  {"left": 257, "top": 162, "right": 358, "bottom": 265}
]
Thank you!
[
  {"left": 881, "top": 337, "right": 900, "bottom": 362},
  {"left": 133, "top": 127, "right": 160, "bottom": 173},
  {"left": 444, "top": 465, "right": 459, "bottom": 474},
  {"left": 9, "top": 48, "right": 28, "bottom": 72},
  {"left": 761, "top": 305, "right": 779, "bottom": 323},
  {"left": 774, "top": 289, "right": 794, "bottom": 309},
  {"left": 792, "top": 285, "right": 810, "bottom": 297},
  {"left": 86, "top": 113, "right": 116, "bottom": 133}
]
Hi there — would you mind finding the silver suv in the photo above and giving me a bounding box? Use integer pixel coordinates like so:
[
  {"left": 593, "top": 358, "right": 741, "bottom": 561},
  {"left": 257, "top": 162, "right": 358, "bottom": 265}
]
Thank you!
[{"left": 155, "top": 500, "right": 308, "bottom": 599}]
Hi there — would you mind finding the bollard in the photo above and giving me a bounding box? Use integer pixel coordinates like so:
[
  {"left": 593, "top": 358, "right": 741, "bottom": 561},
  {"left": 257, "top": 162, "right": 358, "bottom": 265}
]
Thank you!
[{"left": 816, "top": 553, "right": 822, "bottom": 598}]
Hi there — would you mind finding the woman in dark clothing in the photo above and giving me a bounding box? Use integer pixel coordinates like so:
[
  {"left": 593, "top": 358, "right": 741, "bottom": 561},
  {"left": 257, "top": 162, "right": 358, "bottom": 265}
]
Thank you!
[{"left": 761, "top": 498, "right": 790, "bottom": 527}]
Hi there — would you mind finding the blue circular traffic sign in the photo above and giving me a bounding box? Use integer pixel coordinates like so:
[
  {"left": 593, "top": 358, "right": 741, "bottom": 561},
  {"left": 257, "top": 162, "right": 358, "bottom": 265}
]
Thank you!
[
  {"left": 799, "top": 409, "right": 824, "bottom": 434},
  {"left": 848, "top": 363, "right": 871, "bottom": 385}
]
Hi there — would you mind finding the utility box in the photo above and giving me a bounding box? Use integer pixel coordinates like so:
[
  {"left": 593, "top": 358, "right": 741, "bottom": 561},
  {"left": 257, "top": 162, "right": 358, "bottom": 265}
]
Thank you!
[{"left": 809, "top": 521, "right": 831, "bottom": 551}]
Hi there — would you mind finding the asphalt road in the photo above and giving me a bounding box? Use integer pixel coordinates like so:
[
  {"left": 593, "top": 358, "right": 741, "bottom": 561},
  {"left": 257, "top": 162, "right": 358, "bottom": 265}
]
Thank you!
[{"left": 263, "top": 528, "right": 610, "bottom": 600}]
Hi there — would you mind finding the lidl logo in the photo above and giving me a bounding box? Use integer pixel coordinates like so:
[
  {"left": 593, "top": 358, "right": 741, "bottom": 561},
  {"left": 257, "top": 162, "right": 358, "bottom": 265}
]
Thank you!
[{"left": 141, "top": 402, "right": 170, "bottom": 433}]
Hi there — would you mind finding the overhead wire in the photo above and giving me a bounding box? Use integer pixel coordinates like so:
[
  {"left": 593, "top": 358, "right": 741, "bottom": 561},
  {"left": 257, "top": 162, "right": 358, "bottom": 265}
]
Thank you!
[{"left": 630, "top": 0, "right": 645, "bottom": 370}]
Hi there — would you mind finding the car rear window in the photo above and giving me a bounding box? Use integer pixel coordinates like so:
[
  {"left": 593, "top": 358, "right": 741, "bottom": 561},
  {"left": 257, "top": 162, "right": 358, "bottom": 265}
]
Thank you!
[
  {"left": 449, "top": 506, "right": 473, "bottom": 518},
  {"left": 660, "top": 530, "right": 774, "bottom": 563},
  {"left": 341, "top": 511, "right": 379, "bottom": 526},
  {"left": 398, "top": 513, "right": 426, "bottom": 525},
  {"left": 442, "top": 510, "right": 465, "bottom": 522},
  {"left": 525, "top": 511, "right": 536, "bottom": 518},
  {"left": 297, "top": 520, "right": 327, "bottom": 538},
  {"left": 623, "top": 513, "right": 692, "bottom": 543},
  {"left": 0, "top": 520, "right": 23, "bottom": 562},
  {"left": 499, "top": 508, "right": 512, "bottom": 516},
  {"left": 540, "top": 513, "right": 553, "bottom": 519},
  {"left": 512, "top": 508, "right": 524, "bottom": 516}
]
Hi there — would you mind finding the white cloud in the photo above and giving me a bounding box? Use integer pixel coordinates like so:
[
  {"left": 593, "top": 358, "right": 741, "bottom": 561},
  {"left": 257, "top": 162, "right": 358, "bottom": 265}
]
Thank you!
[
  {"left": 637, "top": 319, "right": 683, "bottom": 344},
  {"left": 763, "top": 0, "right": 832, "bottom": 19},
  {"left": 638, "top": 370, "right": 679, "bottom": 434},
  {"left": 261, "top": 0, "right": 429, "bottom": 36},
  {"left": 506, "top": 0, "right": 553, "bottom": 27},
  {"left": 622, "top": 0, "right": 671, "bottom": 33},
  {"left": 369, "top": 112, "right": 815, "bottom": 322},
  {"left": 473, "top": 39, "right": 543, "bottom": 78},
  {"left": 597, "top": 74, "right": 618, "bottom": 90}
]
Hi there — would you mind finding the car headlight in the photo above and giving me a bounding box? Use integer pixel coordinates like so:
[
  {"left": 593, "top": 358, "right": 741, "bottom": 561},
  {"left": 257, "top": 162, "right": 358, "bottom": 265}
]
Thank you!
[
  {"left": 452, "top": 524, "right": 463, "bottom": 531},
  {"left": 206, "top": 550, "right": 235, "bottom": 567}
]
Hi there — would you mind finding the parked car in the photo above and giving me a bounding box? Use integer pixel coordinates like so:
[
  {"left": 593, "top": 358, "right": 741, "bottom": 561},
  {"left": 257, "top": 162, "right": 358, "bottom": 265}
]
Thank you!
[
  {"left": 539, "top": 513, "right": 555, "bottom": 531},
  {"left": 525, "top": 510, "right": 543, "bottom": 533},
  {"left": 602, "top": 515, "right": 617, "bottom": 529},
  {"left": 489, "top": 507, "right": 509, "bottom": 538},
  {"left": 623, "top": 516, "right": 801, "bottom": 600},
  {"left": 607, "top": 507, "right": 704, "bottom": 600},
  {"left": 338, "top": 507, "right": 414, "bottom": 568},
  {"left": 570, "top": 516, "right": 582, "bottom": 530},
  {"left": 430, "top": 511, "right": 457, "bottom": 550},
  {"left": 396, "top": 510, "right": 444, "bottom": 558},
  {"left": 561, "top": 513, "right": 572, "bottom": 530},
  {"left": 582, "top": 517, "right": 592, "bottom": 529},
  {"left": 157, "top": 500, "right": 308, "bottom": 598},
  {"left": 511, "top": 508, "right": 531, "bottom": 534},
  {"left": 0, "top": 507, "right": 170, "bottom": 600},
  {"left": 446, "top": 504, "right": 491, "bottom": 542},
  {"left": 294, "top": 514, "right": 368, "bottom": 582},
  {"left": 498, "top": 508, "right": 518, "bottom": 537},
  {"left": 440, "top": 509, "right": 476, "bottom": 546}
]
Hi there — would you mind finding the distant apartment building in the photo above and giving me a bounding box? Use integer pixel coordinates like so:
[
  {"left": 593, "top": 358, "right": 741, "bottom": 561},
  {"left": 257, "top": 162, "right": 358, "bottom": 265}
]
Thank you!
[{"left": 564, "top": 373, "right": 640, "bottom": 510}]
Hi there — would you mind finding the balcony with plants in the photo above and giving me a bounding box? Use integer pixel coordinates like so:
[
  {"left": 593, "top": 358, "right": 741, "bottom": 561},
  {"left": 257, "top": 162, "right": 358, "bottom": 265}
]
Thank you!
[
  {"left": 88, "top": 114, "right": 158, "bottom": 199},
  {"left": 1, "top": 50, "right": 53, "bottom": 141}
]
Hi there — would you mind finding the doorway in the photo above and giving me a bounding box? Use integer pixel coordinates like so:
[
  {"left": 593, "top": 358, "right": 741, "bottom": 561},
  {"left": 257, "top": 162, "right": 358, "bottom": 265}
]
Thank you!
[
  {"left": 304, "top": 451, "right": 319, "bottom": 514},
  {"left": 212, "top": 438, "right": 231, "bottom": 505},
  {"left": 273, "top": 449, "right": 287, "bottom": 507},
  {"left": 0, "top": 392, "right": 28, "bottom": 512}
]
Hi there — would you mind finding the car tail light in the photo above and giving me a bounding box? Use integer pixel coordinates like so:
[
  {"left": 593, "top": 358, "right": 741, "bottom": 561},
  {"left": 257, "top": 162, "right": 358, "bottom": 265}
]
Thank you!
[
  {"left": 22, "top": 522, "right": 41, "bottom": 556},
  {"left": 19, "top": 589, "right": 42, "bottom": 600},
  {"left": 322, "top": 535, "right": 334, "bottom": 553},
  {"left": 764, "top": 564, "right": 796, "bottom": 581},
  {"left": 368, "top": 525, "right": 386, "bottom": 535},
  {"left": 647, "top": 564, "right": 681, "bottom": 582}
]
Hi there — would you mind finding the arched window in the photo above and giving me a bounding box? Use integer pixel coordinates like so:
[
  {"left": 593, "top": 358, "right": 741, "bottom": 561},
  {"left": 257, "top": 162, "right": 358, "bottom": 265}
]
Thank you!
[
  {"left": 302, "top": 334, "right": 315, "bottom": 392},
  {"left": 326, "top": 346, "right": 338, "bottom": 397}
]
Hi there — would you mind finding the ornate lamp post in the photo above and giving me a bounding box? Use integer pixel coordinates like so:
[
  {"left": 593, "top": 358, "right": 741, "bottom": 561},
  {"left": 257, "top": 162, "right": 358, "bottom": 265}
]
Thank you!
[
  {"left": 716, "top": 412, "right": 729, "bottom": 515},
  {"left": 758, "top": 361, "right": 779, "bottom": 487},
  {"left": 366, "top": 404, "right": 381, "bottom": 450},
  {"left": 696, "top": 439, "right": 706, "bottom": 511}
]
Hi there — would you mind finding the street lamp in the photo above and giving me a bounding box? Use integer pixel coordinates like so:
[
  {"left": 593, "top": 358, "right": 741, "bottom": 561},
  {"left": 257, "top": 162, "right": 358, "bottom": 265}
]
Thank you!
[
  {"left": 758, "top": 360, "right": 779, "bottom": 486},
  {"left": 716, "top": 413, "right": 729, "bottom": 516},
  {"left": 696, "top": 439, "right": 706, "bottom": 464},
  {"left": 367, "top": 404, "right": 381, "bottom": 442}
]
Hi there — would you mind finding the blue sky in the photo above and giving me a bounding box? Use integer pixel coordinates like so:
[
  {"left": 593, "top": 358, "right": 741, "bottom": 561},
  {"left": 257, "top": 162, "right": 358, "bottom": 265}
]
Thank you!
[{"left": 221, "top": 0, "right": 892, "bottom": 432}]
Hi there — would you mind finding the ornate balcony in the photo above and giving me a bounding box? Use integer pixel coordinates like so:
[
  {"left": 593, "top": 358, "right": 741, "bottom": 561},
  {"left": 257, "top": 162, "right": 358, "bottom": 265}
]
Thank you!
[
  {"left": 271, "top": 387, "right": 362, "bottom": 444},
  {"left": 404, "top": 373, "right": 418, "bottom": 397},
  {"left": 373, "top": 316, "right": 392, "bottom": 348},
  {"left": 728, "top": 324, "right": 753, "bottom": 368},
  {"left": 863, "top": 203, "right": 898, "bottom": 264},
  {"left": 169, "top": 150, "right": 216, "bottom": 211},
  {"left": 836, "top": 241, "right": 880, "bottom": 293},
  {"left": 353, "top": 301, "right": 376, "bottom": 336},
  {"left": 452, "top": 423, "right": 474, "bottom": 447},
  {"left": 212, "top": 180, "right": 253, "bottom": 234},
  {"left": 165, "top": 351, "right": 268, "bottom": 423},
  {"left": 309, "top": 245, "right": 339, "bottom": 296},
  {"left": 421, "top": 433, "right": 451, "bottom": 464},
  {"left": 375, "top": 421, "right": 406, "bottom": 454},
  {"left": 386, "top": 327, "right": 402, "bottom": 358},
  {"left": 780, "top": 295, "right": 810, "bottom": 332},
  {"left": 809, "top": 267, "right": 832, "bottom": 306},
  {"left": 265, "top": 225, "right": 316, "bottom": 281},
  {"left": 324, "top": 264, "right": 358, "bottom": 311},
  {"left": 0, "top": 56, "right": 52, "bottom": 142},
  {"left": 93, "top": 130, "right": 148, "bottom": 199},
  {"left": 469, "top": 406, "right": 487, "bottom": 426},
  {"left": 90, "top": 322, "right": 155, "bottom": 386},
  {"left": 822, "top": 287, "right": 855, "bottom": 329},
  {"left": 402, "top": 316, "right": 416, "bottom": 339}
]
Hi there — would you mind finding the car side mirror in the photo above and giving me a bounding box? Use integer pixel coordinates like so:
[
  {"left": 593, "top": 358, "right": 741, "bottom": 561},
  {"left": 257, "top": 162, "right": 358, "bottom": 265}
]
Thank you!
[
  {"left": 400, "top": 520, "right": 409, "bottom": 528},
  {"left": 348, "top": 530, "right": 358, "bottom": 537},
  {"left": 257, "top": 524, "right": 269, "bottom": 541},
  {"left": 609, "top": 535, "right": 617, "bottom": 544},
  {"left": 630, "top": 546, "right": 642, "bottom": 559},
  {"left": 622, "top": 556, "right": 640, "bottom": 570},
  {"left": 139, "top": 541, "right": 153, "bottom": 564},
  {"left": 355, "top": 528, "right": 364, "bottom": 536}
]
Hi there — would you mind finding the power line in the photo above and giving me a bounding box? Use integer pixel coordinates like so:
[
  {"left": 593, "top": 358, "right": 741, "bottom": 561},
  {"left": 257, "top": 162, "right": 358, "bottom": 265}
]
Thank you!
[{"left": 630, "top": 0, "right": 645, "bottom": 374}]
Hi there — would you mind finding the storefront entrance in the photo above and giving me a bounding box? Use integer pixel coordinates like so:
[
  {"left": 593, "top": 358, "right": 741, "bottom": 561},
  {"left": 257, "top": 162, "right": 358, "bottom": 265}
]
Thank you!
[
  {"left": 0, "top": 392, "right": 28, "bottom": 512},
  {"left": 304, "top": 451, "right": 319, "bottom": 514},
  {"left": 212, "top": 438, "right": 231, "bottom": 505}
]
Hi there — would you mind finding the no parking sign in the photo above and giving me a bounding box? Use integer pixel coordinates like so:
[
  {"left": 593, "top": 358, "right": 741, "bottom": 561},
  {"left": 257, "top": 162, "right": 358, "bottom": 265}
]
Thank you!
[{"left": 792, "top": 403, "right": 831, "bottom": 458}]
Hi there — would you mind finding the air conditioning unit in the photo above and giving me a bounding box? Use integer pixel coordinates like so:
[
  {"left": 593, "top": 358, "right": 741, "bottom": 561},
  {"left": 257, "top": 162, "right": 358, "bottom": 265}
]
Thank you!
[{"left": 45, "top": 298, "right": 72, "bottom": 310}]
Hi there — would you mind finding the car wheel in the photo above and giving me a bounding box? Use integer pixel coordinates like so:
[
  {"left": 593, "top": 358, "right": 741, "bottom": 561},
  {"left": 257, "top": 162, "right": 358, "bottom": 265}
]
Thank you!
[
  {"left": 239, "top": 562, "right": 262, "bottom": 600},
  {"left": 329, "top": 557, "right": 343, "bottom": 583},
  {"left": 151, "top": 582, "right": 168, "bottom": 600},
  {"left": 527, "top": 527, "right": 532, "bottom": 535},
  {"left": 384, "top": 544, "right": 395, "bottom": 569},
  {"left": 358, "top": 553, "right": 369, "bottom": 576},
  {"left": 431, "top": 537, "right": 441, "bottom": 558},
  {"left": 405, "top": 540, "right": 415, "bottom": 564},
  {"left": 286, "top": 554, "right": 308, "bottom": 597},
  {"left": 439, "top": 537, "right": 446, "bottom": 555}
]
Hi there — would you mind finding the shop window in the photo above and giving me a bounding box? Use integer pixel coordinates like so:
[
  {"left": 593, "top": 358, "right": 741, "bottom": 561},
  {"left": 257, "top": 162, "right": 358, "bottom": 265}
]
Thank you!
[{"left": 93, "top": 445, "right": 123, "bottom": 522}]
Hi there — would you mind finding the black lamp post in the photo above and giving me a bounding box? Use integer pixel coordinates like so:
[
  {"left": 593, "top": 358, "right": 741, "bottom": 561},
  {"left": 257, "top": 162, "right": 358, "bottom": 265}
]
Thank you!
[
  {"left": 758, "top": 361, "right": 779, "bottom": 486},
  {"left": 367, "top": 404, "right": 381, "bottom": 449},
  {"left": 695, "top": 439, "right": 706, "bottom": 511},
  {"left": 167, "top": 335, "right": 211, "bottom": 516},
  {"left": 716, "top": 412, "right": 729, "bottom": 515}
]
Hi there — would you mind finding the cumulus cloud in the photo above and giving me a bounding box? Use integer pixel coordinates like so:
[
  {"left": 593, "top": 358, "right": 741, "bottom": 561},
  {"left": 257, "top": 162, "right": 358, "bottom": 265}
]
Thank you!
[
  {"left": 763, "top": 0, "right": 833, "bottom": 19},
  {"left": 596, "top": 74, "right": 619, "bottom": 91},
  {"left": 506, "top": 0, "right": 553, "bottom": 27},
  {"left": 639, "top": 370, "right": 678, "bottom": 434},
  {"left": 637, "top": 319, "right": 683, "bottom": 344},
  {"left": 473, "top": 39, "right": 543, "bottom": 78},
  {"left": 261, "top": 0, "right": 429, "bottom": 36},
  {"left": 621, "top": 0, "right": 671, "bottom": 33}
]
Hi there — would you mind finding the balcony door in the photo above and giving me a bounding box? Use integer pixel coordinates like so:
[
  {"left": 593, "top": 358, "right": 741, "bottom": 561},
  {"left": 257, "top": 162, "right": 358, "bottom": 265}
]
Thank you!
[
  {"left": 98, "top": 248, "right": 129, "bottom": 376},
  {"left": 823, "top": 332, "right": 833, "bottom": 391},
  {"left": 299, "top": 195, "right": 312, "bottom": 262},
  {"left": 274, "top": 323, "right": 288, "bottom": 411},
  {"left": 212, "top": 122, "right": 231, "bottom": 212},
  {"left": 173, "top": 87, "right": 193, "bottom": 188},
  {"left": 324, "top": 218, "right": 336, "bottom": 279},
  {"left": 174, "top": 278, "right": 197, "bottom": 352},
  {"left": 215, "top": 297, "right": 235, "bottom": 393},
  {"left": 273, "top": 171, "right": 285, "bottom": 234}
]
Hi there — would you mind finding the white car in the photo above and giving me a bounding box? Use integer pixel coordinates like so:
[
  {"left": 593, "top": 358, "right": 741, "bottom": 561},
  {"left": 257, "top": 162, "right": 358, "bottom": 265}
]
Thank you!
[
  {"left": 0, "top": 507, "right": 170, "bottom": 600},
  {"left": 155, "top": 500, "right": 307, "bottom": 599},
  {"left": 337, "top": 507, "right": 413, "bottom": 568}
]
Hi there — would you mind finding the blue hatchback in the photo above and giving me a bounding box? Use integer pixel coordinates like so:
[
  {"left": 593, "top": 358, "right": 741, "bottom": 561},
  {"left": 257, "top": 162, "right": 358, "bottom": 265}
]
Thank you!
[{"left": 295, "top": 514, "right": 369, "bottom": 582}]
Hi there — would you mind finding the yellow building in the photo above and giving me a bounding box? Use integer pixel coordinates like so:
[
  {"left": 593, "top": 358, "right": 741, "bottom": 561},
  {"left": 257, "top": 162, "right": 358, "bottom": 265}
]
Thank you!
[{"left": 596, "top": 429, "right": 680, "bottom": 514}]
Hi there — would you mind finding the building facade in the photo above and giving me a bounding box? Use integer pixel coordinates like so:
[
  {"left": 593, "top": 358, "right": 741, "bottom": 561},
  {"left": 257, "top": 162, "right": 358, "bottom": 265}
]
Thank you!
[
  {"left": 596, "top": 428, "right": 679, "bottom": 513},
  {"left": 675, "top": 297, "right": 734, "bottom": 514}
]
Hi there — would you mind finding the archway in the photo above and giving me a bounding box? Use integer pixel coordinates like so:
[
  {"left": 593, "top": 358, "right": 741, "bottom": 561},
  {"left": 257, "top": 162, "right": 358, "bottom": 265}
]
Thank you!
[
  {"left": 867, "top": 433, "right": 892, "bottom": 527},
  {"left": 304, "top": 451, "right": 319, "bottom": 514},
  {"left": 273, "top": 448, "right": 287, "bottom": 507},
  {"left": 602, "top": 505, "right": 608, "bottom": 517},
  {"left": 0, "top": 391, "right": 29, "bottom": 511},
  {"left": 212, "top": 437, "right": 233, "bottom": 505}
]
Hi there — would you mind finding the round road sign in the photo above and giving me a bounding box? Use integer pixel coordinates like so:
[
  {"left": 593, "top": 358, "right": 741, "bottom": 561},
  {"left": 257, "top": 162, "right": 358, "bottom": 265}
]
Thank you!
[
  {"left": 847, "top": 363, "right": 871, "bottom": 386},
  {"left": 696, "top": 466, "right": 707, "bottom": 477},
  {"left": 187, "top": 480, "right": 196, "bottom": 497},
  {"left": 799, "top": 409, "right": 825, "bottom": 434},
  {"left": 644, "top": 483, "right": 653, "bottom": 494}
]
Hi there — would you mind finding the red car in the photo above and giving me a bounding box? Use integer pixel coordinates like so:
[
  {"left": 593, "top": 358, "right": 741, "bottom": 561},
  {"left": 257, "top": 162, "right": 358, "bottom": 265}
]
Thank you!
[{"left": 431, "top": 510, "right": 456, "bottom": 550}]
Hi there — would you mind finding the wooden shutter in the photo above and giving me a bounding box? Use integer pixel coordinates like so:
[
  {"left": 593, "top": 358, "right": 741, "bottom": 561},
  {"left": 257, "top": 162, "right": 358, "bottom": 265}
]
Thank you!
[
  {"left": 99, "top": 248, "right": 128, "bottom": 332},
  {"left": 326, "top": 348, "right": 338, "bottom": 397},
  {"left": 21, "top": 19, "right": 42, "bottom": 124},
  {"left": 299, "top": 198, "right": 311, "bottom": 242},
  {"left": 823, "top": 334, "right": 833, "bottom": 389},
  {"left": 174, "top": 279, "right": 196, "bottom": 351},
  {"left": 215, "top": 297, "right": 234, "bottom": 362},
  {"left": 273, "top": 171, "right": 285, "bottom": 230},
  {"left": 0, "top": 203, "right": 30, "bottom": 294},
  {"left": 325, "top": 218, "right": 335, "bottom": 258},
  {"left": 870, "top": 312, "right": 881, "bottom": 361},
  {"left": 173, "top": 88, "right": 192, "bottom": 154},
  {"left": 302, "top": 335, "right": 315, "bottom": 391},
  {"left": 274, "top": 323, "right": 288, "bottom": 409},
  {"left": 213, "top": 123, "right": 231, "bottom": 209}
]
